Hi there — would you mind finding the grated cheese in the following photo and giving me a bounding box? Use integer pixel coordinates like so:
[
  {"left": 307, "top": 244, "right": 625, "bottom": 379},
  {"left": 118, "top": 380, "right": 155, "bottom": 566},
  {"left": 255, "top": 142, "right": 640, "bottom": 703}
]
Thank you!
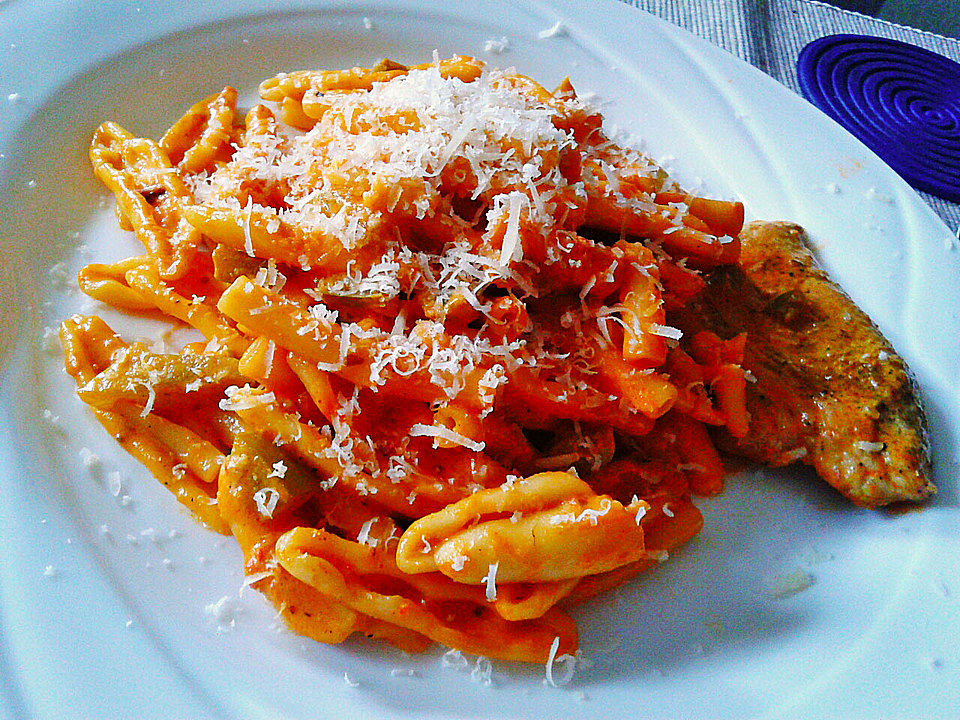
[
  {"left": 242, "top": 197, "right": 255, "bottom": 257},
  {"left": 205, "top": 595, "right": 238, "bottom": 631},
  {"left": 357, "top": 518, "right": 379, "bottom": 547},
  {"left": 219, "top": 385, "right": 276, "bottom": 412},
  {"left": 240, "top": 571, "right": 272, "bottom": 597},
  {"left": 441, "top": 648, "right": 469, "bottom": 669},
  {"left": 538, "top": 20, "right": 567, "bottom": 39},
  {"left": 140, "top": 383, "right": 157, "bottom": 417},
  {"left": 497, "top": 191, "right": 527, "bottom": 266},
  {"left": 649, "top": 323, "right": 683, "bottom": 340},
  {"left": 194, "top": 62, "right": 593, "bottom": 261},
  {"left": 482, "top": 561, "right": 499, "bottom": 601},
  {"left": 409, "top": 422, "right": 485, "bottom": 453},
  {"left": 483, "top": 36, "right": 510, "bottom": 54},
  {"left": 253, "top": 488, "right": 280, "bottom": 518},
  {"left": 107, "top": 471, "right": 123, "bottom": 497},
  {"left": 573, "top": 498, "right": 612, "bottom": 526},
  {"left": 471, "top": 656, "right": 493, "bottom": 686},
  {"left": 544, "top": 636, "right": 578, "bottom": 687}
]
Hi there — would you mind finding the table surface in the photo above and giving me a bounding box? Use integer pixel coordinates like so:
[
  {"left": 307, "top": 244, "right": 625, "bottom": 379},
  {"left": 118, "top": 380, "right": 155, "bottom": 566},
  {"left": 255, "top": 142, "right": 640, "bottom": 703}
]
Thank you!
[{"left": 629, "top": 0, "right": 960, "bottom": 237}]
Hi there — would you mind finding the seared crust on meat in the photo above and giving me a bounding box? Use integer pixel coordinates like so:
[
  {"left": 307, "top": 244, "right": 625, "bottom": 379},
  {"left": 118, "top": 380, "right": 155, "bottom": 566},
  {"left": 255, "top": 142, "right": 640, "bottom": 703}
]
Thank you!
[{"left": 673, "top": 221, "right": 935, "bottom": 507}]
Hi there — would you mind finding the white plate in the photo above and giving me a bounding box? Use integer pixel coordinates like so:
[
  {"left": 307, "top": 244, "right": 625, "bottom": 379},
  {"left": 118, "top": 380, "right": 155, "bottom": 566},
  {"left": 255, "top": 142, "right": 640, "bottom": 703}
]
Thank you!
[{"left": 2, "top": 1, "right": 959, "bottom": 717}]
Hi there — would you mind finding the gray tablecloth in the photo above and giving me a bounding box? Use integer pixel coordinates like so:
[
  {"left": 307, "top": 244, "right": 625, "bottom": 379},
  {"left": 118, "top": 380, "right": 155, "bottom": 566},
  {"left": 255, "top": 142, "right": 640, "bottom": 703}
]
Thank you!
[{"left": 627, "top": 0, "right": 960, "bottom": 235}]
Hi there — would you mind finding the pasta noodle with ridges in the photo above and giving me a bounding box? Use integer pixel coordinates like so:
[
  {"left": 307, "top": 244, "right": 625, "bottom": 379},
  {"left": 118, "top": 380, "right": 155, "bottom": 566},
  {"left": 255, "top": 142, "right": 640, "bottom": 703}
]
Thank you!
[{"left": 62, "top": 55, "right": 757, "bottom": 663}]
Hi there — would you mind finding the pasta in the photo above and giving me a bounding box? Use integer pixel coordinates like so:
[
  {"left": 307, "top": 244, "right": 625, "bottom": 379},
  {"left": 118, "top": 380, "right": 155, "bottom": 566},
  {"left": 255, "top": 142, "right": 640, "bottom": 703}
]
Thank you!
[{"left": 62, "top": 55, "right": 758, "bottom": 663}]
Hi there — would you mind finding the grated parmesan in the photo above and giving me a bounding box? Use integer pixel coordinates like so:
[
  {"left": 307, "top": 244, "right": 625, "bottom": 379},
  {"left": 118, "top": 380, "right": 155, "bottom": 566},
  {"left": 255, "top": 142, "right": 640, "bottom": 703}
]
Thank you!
[
  {"left": 409, "top": 422, "right": 485, "bottom": 453},
  {"left": 544, "top": 636, "right": 578, "bottom": 687},
  {"left": 471, "top": 656, "right": 494, "bottom": 686},
  {"left": 253, "top": 488, "right": 280, "bottom": 518},
  {"left": 649, "top": 323, "right": 683, "bottom": 340},
  {"left": 441, "top": 648, "right": 469, "bottom": 670},
  {"left": 538, "top": 20, "right": 567, "bottom": 39},
  {"left": 633, "top": 500, "right": 647, "bottom": 525},
  {"left": 483, "top": 36, "right": 510, "bottom": 54},
  {"left": 357, "top": 518, "right": 379, "bottom": 548},
  {"left": 482, "top": 561, "right": 499, "bottom": 601}
]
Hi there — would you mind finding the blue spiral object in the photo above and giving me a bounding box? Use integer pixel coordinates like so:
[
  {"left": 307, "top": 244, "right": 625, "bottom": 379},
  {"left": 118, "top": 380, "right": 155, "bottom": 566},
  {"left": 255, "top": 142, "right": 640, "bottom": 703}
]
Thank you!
[{"left": 798, "top": 34, "right": 960, "bottom": 202}]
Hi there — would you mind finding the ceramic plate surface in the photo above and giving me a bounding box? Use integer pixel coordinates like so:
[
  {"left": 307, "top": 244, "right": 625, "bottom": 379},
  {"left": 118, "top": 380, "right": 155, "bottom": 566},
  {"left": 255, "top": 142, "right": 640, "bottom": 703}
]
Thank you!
[{"left": 1, "top": 1, "right": 958, "bottom": 718}]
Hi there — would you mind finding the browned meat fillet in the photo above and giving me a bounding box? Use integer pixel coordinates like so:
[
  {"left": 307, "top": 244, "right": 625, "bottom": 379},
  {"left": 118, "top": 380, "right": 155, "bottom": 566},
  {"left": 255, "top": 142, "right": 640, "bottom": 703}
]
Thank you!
[{"left": 673, "top": 220, "right": 935, "bottom": 508}]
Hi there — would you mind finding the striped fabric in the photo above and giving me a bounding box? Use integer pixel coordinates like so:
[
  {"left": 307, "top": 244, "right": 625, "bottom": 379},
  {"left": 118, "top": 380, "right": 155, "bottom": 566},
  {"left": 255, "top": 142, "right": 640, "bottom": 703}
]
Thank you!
[{"left": 627, "top": 0, "right": 960, "bottom": 233}]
